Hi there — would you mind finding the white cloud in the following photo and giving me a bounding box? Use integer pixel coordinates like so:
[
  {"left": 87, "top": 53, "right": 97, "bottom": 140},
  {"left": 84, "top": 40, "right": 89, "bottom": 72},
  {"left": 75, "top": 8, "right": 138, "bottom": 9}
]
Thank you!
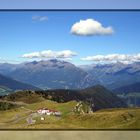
[
  {"left": 32, "top": 15, "right": 48, "bottom": 22},
  {"left": 22, "top": 50, "right": 77, "bottom": 60},
  {"left": 81, "top": 53, "right": 140, "bottom": 63},
  {"left": 71, "top": 19, "right": 114, "bottom": 36},
  {"left": 22, "top": 52, "right": 40, "bottom": 58}
]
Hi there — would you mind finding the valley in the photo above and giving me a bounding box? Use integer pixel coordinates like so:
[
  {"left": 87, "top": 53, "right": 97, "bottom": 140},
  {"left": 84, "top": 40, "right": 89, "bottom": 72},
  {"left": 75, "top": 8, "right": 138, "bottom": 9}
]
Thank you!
[{"left": 0, "top": 60, "right": 140, "bottom": 129}]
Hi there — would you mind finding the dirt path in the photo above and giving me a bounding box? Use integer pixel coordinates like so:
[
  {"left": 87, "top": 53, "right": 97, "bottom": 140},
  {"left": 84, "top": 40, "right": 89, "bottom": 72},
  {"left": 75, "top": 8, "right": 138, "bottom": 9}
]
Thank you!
[{"left": 0, "top": 99, "right": 27, "bottom": 105}]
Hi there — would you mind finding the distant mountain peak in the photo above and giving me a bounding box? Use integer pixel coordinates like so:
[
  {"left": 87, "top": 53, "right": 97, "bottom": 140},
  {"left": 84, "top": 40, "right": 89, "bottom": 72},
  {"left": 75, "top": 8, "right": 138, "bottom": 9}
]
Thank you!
[
  {"left": 49, "top": 59, "right": 59, "bottom": 63},
  {"left": 0, "top": 59, "right": 98, "bottom": 89},
  {"left": 25, "top": 59, "right": 70, "bottom": 65}
]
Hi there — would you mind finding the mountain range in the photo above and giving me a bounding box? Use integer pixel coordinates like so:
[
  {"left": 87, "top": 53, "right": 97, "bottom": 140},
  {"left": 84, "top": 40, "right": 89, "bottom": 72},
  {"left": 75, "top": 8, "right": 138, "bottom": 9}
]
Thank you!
[
  {"left": 80, "top": 62, "right": 140, "bottom": 91},
  {"left": 0, "top": 59, "right": 140, "bottom": 93},
  {"left": 0, "top": 59, "right": 98, "bottom": 90}
]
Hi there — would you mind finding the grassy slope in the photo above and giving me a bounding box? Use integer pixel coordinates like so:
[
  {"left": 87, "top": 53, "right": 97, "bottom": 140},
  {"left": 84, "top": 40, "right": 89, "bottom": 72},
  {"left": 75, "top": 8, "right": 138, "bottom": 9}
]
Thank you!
[
  {"left": 0, "top": 99, "right": 140, "bottom": 129},
  {"left": 0, "top": 100, "right": 77, "bottom": 129},
  {"left": 3, "top": 91, "right": 45, "bottom": 104},
  {"left": 58, "top": 108, "right": 140, "bottom": 129}
]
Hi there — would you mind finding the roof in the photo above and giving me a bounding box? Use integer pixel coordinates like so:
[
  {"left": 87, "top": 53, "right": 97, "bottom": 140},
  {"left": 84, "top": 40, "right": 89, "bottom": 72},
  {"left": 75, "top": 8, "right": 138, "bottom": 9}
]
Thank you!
[{"left": 37, "top": 108, "right": 59, "bottom": 112}]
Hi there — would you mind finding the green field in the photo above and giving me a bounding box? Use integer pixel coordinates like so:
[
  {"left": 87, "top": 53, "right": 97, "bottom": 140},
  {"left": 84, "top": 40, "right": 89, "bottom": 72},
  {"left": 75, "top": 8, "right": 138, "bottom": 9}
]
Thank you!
[{"left": 0, "top": 99, "right": 140, "bottom": 129}]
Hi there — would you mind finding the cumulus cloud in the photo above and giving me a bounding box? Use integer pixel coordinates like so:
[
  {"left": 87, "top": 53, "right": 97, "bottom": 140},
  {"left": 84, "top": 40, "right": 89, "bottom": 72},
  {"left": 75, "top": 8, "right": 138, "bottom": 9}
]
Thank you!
[
  {"left": 22, "top": 50, "right": 77, "bottom": 60},
  {"left": 81, "top": 54, "right": 140, "bottom": 63},
  {"left": 32, "top": 15, "right": 48, "bottom": 22},
  {"left": 71, "top": 18, "right": 114, "bottom": 36}
]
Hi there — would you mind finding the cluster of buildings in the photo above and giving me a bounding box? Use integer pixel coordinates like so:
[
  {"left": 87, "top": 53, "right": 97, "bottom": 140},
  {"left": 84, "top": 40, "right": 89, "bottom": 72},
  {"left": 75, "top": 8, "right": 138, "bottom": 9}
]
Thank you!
[
  {"left": 37, "top": 108, "right": 61, "bottom": 116},
  {"left": 26, "top": 107, "right": 61, "bottom": 124}
]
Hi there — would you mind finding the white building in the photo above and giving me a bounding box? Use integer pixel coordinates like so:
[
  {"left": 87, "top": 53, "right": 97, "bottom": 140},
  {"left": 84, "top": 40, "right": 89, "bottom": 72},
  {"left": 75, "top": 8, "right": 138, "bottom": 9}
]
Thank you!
[{"left": 37, "top": 108, "right": 61, "bottom": 116}]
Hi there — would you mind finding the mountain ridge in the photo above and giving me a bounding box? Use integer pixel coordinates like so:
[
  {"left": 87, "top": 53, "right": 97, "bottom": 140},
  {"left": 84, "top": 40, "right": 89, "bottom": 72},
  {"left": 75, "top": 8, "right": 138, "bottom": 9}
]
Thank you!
[
  {"left": 2, "top": 85, "right": 127, "bottom": 111},
  {"left": 0, "top": 59, "right": 99, "bottom": 89},
  {"left": 0, "top": 73, "right": 40, "bottom": 94},
  {"left": 79, "top": 62, "right": 140, "bottom": 89},
  {"left": 1, "top": 60, "right": 140, "bottom": 90}
]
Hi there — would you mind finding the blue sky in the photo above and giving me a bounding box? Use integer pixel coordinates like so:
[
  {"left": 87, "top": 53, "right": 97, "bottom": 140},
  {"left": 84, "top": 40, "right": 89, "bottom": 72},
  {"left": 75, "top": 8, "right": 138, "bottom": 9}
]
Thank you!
[
  {"left": 0, "top": 0, "right": 140, "bottom": 9},
  {"left": 0, "top": 11, "right": 140, "bottom": 65}
]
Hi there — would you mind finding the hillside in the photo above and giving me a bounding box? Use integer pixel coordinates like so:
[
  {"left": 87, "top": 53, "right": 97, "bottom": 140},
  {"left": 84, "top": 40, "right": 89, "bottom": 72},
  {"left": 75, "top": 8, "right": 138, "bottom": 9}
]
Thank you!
[
  {"left": 114, "top": 82, "right": 140, "bottom": 94},
  {"left": 81, "top": 85, "right": 126, "bottom": 111},
  {"left": 0, "top": 101, "right": 19, "bottom": 111},
  {"left": 0, "top": 74, "right": 40, "bottom": 94},
  {"left": 0, "top": 99, "right": 139, "bottom": 129},
  {"left": 0, "top": 85, "right": 139, "bottom": 129},
  {"left": 113, "top": 83, "right": 140, "bottom": 107},
  {"left": 2, "top": 85, "right": 127, "bottom": 111}
]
